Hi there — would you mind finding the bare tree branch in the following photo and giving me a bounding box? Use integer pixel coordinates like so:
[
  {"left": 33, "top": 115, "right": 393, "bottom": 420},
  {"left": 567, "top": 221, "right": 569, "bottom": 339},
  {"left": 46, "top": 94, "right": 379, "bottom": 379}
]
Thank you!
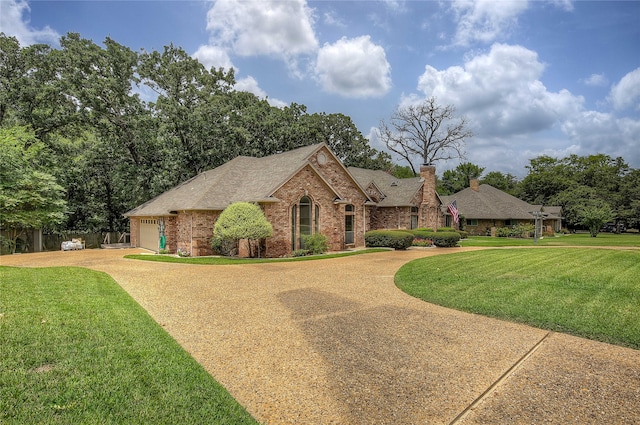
[{"left": 379, "top": 97, "right": 472, "bottom": 170}]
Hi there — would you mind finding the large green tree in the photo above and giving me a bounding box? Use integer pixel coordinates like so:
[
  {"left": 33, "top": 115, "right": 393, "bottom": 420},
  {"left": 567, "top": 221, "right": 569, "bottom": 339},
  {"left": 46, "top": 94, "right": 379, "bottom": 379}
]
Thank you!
[
  {"left": 481, "top": 171, "right": 518, "bottom": 194},
  {"left": 139, "top": 44, "right": 236, "bottom": 179},
  {"left": 579, "top": 204, "right": 614, "bottom": 237},
  {"left": 438, "top": 162, "right": 485, "bottom": 195},
  {"left": 619, "top": 169, "right": 640, "bottom": 229},
  {"left": 0, "top": 126, "right": 66, "bottom": 252},
  {"left": 518, "top": 153, "right": 632, "bottom": 229}
]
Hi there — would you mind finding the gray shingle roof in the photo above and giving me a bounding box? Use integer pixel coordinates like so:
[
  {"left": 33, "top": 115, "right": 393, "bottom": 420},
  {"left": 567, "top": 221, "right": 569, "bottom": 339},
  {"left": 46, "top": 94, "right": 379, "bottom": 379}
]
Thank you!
[
  {"left": 348, "top": 167, "right": 423, "bottom": 207},
  {"left": 125, "top": 143, "right": 326, "bottom": 216},
  {"left": 440, "top": 184, "right": 540, "bottom": 220}
]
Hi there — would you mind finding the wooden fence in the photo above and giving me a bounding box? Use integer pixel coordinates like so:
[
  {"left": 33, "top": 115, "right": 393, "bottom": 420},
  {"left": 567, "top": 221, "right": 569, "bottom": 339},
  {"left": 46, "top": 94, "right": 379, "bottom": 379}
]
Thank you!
[{"left": 0, "top": 230, "right": 130, "bottom": 255}]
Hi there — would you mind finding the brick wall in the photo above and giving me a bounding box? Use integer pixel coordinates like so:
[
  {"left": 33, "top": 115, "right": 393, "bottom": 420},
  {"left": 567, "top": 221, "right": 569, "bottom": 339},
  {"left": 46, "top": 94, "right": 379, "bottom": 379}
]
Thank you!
[
  {"left": 266, "top": 147, "right": 369, "bottom": 257},
  {"left": 129, "top": 218, "right": 139, "bottom": 246},
  {"left": 371, "top": 206, "right": 412, "bottom": 229},
  {"left": 164, "top": 216, "right": 178, "bottom": 253},
  {"left": 175, "top": 211, "right": 220, "bottom": 256}
]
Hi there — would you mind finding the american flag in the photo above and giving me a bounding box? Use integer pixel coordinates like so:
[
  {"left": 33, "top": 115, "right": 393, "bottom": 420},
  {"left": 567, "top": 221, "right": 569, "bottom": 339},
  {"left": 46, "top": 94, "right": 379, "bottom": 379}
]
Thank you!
[{"left": 448, "top": 200, "right": 459, "bottom": 224}]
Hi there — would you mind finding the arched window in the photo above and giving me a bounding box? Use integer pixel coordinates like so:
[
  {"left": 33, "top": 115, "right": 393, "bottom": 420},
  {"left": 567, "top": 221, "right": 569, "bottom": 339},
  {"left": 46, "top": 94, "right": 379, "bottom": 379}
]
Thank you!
[
  {"left": 299, "top": 196, "right": 312, "bottom": 241},
  {"left": 293, "top": 196, "right": 317, "bottom": 251}
]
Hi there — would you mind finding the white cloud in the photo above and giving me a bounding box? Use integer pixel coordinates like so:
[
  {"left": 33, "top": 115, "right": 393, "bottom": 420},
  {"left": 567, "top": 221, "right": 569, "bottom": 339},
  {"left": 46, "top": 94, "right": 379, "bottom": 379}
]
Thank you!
[
  {"left": 0, "top": 0, "right": 60, "bottom": 46},
  {"left": 315, "top": 36, "right": 392, "bottom": 98},
  {"left": 405, "top": 42, "right": 640, "bottom": 174},
  {"left": 562, "top": 112, "right": 640, "bottom": 164},
  {"left": 205, "top": 0, "right": 317, "bottom": 58},
  {"left": 608, "top": 68, "right": 640, "bottom": 111},
  {"left": 234, "top": 76, "right": 266, "bottom": 97},
  {"left": 322, "top": 9, "right": 346, "bottom": 28},
  {"left": 383, "top": 0, "right": 406, "bottom": 13},
  {"left": 192, "top": 45, "right": 235, "bottom": 72},
  {"left": 548, "top": 0, "right": 574, "bottom": 12},
  {"left": 233, "top": 76, "right": 287, "bottom": 108},
  {"left": 266, "top": 97, "right": 288, "bottom": 109},
  {"left": 581, "top": 73, "right": 609, "bottom": 87},
  {"left": 449, "top": 0, "right": 529, "bottom": 46},
  {"left": 416, "top": 43, "right": 583, "bottom": 137}
]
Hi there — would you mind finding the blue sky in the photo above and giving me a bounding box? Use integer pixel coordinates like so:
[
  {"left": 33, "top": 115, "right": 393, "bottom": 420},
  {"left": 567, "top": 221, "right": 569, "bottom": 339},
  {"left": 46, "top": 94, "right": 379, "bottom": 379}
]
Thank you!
[{"left": 2, "top": 0, "right": 639, "bottom": 177}]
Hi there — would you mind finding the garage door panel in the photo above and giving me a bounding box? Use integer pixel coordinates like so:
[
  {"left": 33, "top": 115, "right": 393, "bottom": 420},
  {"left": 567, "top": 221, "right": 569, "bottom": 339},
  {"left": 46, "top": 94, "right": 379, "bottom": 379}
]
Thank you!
[{"left": 139, "top": 219, "right": 158, "bottom": 252}]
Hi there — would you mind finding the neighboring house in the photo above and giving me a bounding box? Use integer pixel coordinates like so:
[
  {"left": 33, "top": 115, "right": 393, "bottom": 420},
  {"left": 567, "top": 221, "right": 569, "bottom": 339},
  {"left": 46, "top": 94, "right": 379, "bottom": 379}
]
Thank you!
[
  {"left": 440, "top": 179, "right": 562, "bottom": 236},
  {"left": 125, "top": 143, "right": 444, "bottom": 257}
]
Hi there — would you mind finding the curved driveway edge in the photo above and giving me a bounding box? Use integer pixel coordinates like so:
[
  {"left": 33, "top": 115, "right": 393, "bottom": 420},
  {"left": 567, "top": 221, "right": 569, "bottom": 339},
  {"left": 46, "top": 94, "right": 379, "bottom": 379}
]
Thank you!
[{"left": 2, "top": 248, "right": 639, "bottom": 424}]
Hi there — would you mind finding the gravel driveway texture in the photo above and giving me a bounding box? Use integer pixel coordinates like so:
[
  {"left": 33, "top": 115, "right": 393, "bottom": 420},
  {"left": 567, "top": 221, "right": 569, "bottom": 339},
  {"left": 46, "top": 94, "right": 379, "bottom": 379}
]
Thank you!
[{"left": 2, "top": 248, "right": 639, "bottom": 424}]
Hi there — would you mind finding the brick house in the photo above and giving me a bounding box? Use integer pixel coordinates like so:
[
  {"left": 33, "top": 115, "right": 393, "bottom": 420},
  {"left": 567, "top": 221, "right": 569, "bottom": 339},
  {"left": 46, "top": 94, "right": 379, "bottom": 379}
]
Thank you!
[
  {"left": 125, "top": 143, "right": 444, "bottom": 257},
  {"left": 440, "top": 179, "right": 563, "bottom": 236}
]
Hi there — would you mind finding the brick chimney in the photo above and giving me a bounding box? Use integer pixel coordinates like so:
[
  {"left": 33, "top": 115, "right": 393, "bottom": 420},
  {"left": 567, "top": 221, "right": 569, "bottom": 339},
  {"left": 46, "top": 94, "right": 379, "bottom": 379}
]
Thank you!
[
  {"left": 420, "top": 164, "right": 439, "bottom": 229},
  {"left": 420, "top": 165, "right": 436, "bottom": 204},
  {"left": 470, "top": 178, "right": 480, "bottom": 192}
]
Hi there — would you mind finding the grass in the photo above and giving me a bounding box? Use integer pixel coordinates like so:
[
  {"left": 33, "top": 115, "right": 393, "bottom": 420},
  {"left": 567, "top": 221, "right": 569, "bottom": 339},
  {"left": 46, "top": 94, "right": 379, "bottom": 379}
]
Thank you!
[
  {"left": 396, "top": 248, "right": 640, "bottom": 349},
  {"left": 459, "top": 232, "right": 640, "bottom": 247},
  {"left": 124, "top": 248, "right": 389, "bottom": 264},
  {"left": 0, "top": 266, "right": 257, "bottom": 425}
]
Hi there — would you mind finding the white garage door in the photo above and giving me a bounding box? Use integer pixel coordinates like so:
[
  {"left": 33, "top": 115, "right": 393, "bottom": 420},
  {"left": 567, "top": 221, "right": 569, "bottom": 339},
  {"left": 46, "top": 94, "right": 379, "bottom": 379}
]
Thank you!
[{"left": 139, "top": 219, "right": 159, "bottom": 252}]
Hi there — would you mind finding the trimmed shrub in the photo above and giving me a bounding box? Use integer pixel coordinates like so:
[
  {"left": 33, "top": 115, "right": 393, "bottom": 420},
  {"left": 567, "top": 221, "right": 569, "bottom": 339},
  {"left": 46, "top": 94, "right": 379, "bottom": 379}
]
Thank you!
[
  {"left": 431, "top": 232, "right": 461, "bottom": 247},
  {"left": 495, "top": 224, "right": 534, "bottom": 238},
  {"left": 291, "top": 249, "right": 310, "bottom": 257},
  {"left": 457, "top": 230, "right": 469, "bottom": 239},
  {"left": 301, "top": 233, "right": 329, "bottom": 255},
  {"left": 495, "top": 226, "right": 511, "bottom": 237},
  {"left": 409, "top": 228, "right": 436, "bottom": 239},
  {"left": 213, "top": 202, "right": 273, "bottom": 257},
  {"left": 365, "top": 230, "right": 414, "bottom": 250},
  {"left": 437, "top": 227, "right": 456, "bottom": 232}
]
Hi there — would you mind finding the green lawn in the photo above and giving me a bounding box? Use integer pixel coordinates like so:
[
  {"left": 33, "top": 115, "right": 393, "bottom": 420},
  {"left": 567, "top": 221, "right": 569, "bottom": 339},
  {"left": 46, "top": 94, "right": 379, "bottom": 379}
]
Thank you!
[
  {"left": 124, "top": 248, "right": 389, "bottom": 264},
  {"left": 396, "top": 248, "right": 640, "bottom": 349},
  {"left": 0, "top": 266, "right": 257, "bottom": 425},
  {"left": 459, "top": 232, "right": 640, "bottom": 247}
]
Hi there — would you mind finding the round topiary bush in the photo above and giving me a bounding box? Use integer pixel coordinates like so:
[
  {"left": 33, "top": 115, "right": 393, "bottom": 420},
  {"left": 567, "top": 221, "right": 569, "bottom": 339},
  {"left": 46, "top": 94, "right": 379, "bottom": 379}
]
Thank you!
[{"left": 365, "top": 230, "right": 414, "bottom": 250}]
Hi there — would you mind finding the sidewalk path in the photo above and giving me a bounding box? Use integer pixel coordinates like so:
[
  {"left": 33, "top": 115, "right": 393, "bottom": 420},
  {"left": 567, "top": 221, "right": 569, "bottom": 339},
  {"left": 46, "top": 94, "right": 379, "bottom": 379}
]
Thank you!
[{"left": 2, "top": 248, "right": 638, "bottom": 424}]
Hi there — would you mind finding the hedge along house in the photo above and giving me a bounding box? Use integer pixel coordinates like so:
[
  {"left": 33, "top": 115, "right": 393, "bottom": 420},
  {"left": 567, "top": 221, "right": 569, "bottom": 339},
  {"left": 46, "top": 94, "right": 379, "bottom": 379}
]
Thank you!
[
  {"left": 439, "top": 179, "right": 563, "bottom": 236},
  {"left": 125, "top": 143, "right": 444, "bottom": 257}
]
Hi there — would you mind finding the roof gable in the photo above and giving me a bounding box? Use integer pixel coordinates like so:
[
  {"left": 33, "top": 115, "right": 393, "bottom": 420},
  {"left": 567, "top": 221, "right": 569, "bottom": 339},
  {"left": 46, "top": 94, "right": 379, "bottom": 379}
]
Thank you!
[
  {"left": 125, "top": 143, "right": 372, "bottom": 217},
  {"left": 348, "top": 167, "right": 423, "bottom": 207}
]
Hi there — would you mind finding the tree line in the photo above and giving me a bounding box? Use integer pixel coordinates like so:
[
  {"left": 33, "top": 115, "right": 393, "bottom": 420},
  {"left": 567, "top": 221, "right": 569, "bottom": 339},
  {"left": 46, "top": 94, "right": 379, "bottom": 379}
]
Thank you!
[{"left": 0, "top": 32, "right": 391, "bottom": 250}]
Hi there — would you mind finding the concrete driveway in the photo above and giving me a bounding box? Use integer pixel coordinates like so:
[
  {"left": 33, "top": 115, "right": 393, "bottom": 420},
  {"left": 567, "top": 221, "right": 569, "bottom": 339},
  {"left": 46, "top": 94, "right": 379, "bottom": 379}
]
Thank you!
[{"left": 2, "top": 248, "right": 639, "bottom": 424}]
